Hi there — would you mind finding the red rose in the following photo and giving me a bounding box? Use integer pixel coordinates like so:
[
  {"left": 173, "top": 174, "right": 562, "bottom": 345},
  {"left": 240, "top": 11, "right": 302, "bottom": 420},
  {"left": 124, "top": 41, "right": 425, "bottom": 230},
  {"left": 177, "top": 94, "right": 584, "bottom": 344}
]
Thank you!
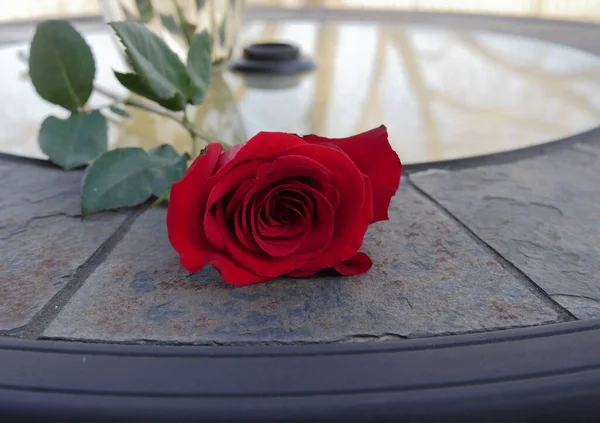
[{"left": 167, "top": 126, "right": 402, "bottom": 286}]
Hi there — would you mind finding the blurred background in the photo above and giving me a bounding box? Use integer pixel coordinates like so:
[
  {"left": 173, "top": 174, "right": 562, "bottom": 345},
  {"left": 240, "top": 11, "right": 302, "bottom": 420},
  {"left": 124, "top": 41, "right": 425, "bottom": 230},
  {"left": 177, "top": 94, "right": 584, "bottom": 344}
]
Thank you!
[
  {"left": 2, "top": 0, "right": 600, "bottom": 165},
  {"left": 2, "top": 0, "right": 600, "bottom": 23}
]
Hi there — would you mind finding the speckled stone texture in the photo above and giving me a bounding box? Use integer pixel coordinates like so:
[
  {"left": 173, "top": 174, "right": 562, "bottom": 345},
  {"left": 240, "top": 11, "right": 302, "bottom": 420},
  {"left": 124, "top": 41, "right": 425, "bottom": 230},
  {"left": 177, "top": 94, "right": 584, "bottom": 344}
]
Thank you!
[
  {"left": 44, "top": 184, "right": 560, "bottom": 344},
  {"left": 411, "top": 141, "right": 600, "bottom": 319},
  {"left": 0, "top": 158, "right": 126, "bottom": 330}
]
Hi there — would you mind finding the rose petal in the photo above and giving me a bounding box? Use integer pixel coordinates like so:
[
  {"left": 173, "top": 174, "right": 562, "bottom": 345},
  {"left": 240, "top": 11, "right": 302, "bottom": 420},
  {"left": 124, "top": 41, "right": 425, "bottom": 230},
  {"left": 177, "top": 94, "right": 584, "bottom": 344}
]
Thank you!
[
  {"left": 251, "top": 184, "right": 312, "bottom": 257},
  {"left": 291, "top": 186, "right": 335, "bottom": 256},
  {"left": 214, "top": 132, "right": 306, "bottom": 178},
  {"left": 254, "top": 226, "right": 307, "bottom": 257},
  {"left": 215, "top": 143, "right": 243, "bottom": 170},
  {"left": 207, "top": 161, "right": 264, "bottom": 210},
  {"left": 303, "top": 126, "right": 402, "bottom": 223},
  {"left": 234, "top": 198, "right": 259, "bottom": 250},
  {"left": 219, "top": 230, "right": 302, "bottom": 277},
  {"left": 253, "top": 183, "right": 310, "bottom": 228},
  {"left": 210, "top": 254, "right": 272, "bottom": 286},
  {"left": 225, "top": 180, "right": 254, "bottom": 217},
  {"left": 321, "top": 183, "right": 340, "bottom": 211},
  {"left": 284, "top": 143, "right": 369, "bottom": 268},
  {"left": 259, "top": 216, "right": 306, "bottom": 239},
  {"left": 255, "top": 184, "right": 334, "bottom": 259},
  {"left": 167, "top": 143, "right": 222, "bottom": 272},
  {"left": 179, "top": 249, "right": 214, "bottom": 273},
  {"left": 257, "top": 191, "right": 312, "bottom": 239},
  {"left": 255, "top": 154, "right": 331, "bottom": 187},
  {"left": 204, "top": 161, "right": 264, "bottom": 250},
  {"left": 259, "top": 195, "right": 307, "bottom": 239},
  {"left": 334, "top": 252, "right": 373, "bottom": 276},
  {"left": 295, "top": 174, "right": 373, "bottom": 273},
  {"left": 214, "top": 188, "right": 304, "bottom": 277}
]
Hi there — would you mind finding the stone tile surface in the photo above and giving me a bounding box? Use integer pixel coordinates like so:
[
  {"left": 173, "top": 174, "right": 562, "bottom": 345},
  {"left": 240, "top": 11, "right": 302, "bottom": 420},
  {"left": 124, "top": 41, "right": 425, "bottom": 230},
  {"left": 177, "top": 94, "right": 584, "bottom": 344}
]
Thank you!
[
  {"left": 411, "top": 141, "right": 600, "bottom": 319},
  {"left": 45, "top": 185, "right": 559, "bottom": 344},
  {"left": 0, "top": 158, "right": 127, "bottom": 330}
]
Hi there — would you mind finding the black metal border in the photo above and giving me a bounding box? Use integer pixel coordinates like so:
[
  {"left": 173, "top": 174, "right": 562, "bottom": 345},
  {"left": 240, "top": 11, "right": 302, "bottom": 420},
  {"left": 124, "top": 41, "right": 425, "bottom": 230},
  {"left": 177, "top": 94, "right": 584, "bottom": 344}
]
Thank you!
[{"left": 1, "top": 319, "right": 600, "bottom": 422}]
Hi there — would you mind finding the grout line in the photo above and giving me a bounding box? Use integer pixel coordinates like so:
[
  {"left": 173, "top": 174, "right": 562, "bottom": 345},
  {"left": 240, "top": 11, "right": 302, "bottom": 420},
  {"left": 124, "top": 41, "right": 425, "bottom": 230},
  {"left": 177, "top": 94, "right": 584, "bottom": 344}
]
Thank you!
[
  {"left": 6, "top": 207, "right": 147, "bottom": 339},
  {"left": 405, "top": 177, "right": 578, "bottom": 322}
]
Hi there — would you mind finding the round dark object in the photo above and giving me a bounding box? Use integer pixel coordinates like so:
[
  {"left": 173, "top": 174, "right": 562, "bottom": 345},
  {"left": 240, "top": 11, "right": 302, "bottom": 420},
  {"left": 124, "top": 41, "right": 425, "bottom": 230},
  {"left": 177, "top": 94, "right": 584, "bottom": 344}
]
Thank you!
[
  {"left": 243, "top": 42, "right": 300, "bottom": 62},
  {"left": 230, "top": 42, "right": 316, "bottom": 74}
]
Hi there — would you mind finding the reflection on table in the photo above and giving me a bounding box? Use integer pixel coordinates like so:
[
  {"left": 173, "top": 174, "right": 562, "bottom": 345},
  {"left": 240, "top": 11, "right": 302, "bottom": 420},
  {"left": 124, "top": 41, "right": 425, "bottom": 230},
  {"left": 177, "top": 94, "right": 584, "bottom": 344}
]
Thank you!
[{"left": 1, "top": 19, "right": 600, "bottom": 164}]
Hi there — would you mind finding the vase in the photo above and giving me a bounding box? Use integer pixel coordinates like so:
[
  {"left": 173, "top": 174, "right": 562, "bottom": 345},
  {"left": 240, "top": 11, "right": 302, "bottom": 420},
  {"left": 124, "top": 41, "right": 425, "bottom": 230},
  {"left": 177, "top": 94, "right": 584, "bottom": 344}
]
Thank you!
[
  {"left": 98, "top": 0, "right": 245, "bottom": 70},
  {"left": 112, "top": 74, "right": 247, "bottom": 153}
]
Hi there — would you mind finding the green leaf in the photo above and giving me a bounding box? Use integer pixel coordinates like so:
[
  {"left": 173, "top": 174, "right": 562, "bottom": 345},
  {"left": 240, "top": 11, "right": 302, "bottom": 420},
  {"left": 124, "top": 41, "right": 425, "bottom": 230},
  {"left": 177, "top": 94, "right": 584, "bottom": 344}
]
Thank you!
[
  {"left": 29, "top": 20, "right": 95, "bottom": 112},
  {"left": 186, "top": 31, "right": 212, "bottom": 104},
  {"left": 114, "top": 71, "right": 186, "bottom": 111},
  {"left": 109, "top": 21, "right": 190, "bottom": 111},
  {"left": 135, "top": 0, "right": 154, "bottom": 23},
  {"left": 108, "top": 105, "right": 130, "bottom": 118},
  {"left": 81, "top": 145, "right": 187, "bottom": 216},
  {"left": 38, "top": 111, "right": 107, "bottom": 170},
  {"left": 114, "top": 71, "right": 157, "bottom": 99},
  {"left": 195, "top": 0, "right": 206, "bottom": 9},
  {"left": 147, "top": 144, "right": 189, "bottom": 195},
  {"left": 148, "top": 143, "right": 184, "bottom": 160}
]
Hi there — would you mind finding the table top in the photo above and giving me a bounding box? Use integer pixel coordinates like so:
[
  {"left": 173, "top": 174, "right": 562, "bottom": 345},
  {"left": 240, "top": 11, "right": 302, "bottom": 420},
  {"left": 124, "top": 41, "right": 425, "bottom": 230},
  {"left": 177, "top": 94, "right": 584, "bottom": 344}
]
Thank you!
[
  {"left": 1, "top": 10, "right": 600, "bottom": 346},
  {"left": 1, "top": 14, "right": 600, "bottom": 164}
]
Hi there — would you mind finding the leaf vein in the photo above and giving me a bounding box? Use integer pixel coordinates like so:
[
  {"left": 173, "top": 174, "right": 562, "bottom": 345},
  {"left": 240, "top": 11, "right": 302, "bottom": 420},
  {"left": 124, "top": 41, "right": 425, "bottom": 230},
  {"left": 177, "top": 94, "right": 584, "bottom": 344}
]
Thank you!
[{"left": 51, "top": 46, "right": 81, "bottom": 110}]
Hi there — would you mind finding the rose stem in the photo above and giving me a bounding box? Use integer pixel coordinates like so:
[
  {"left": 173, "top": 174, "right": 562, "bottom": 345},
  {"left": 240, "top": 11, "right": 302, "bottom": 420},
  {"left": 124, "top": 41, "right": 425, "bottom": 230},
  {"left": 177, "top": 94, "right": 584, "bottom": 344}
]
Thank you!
[
  {"left": 93, "top": 84, "right": 223, "bottom": 149},
  {"left": 182, "top": 106, "right": 200, "bottom": 157}
]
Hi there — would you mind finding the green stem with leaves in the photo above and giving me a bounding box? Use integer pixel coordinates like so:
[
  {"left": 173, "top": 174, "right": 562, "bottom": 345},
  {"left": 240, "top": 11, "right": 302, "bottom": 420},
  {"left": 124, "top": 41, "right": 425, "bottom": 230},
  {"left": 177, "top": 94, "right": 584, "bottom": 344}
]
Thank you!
[
  {"left": 20, "top": 50, "right": 226, "bottom": 154},
  {"left": 26, "top": 19, "right": 224, "bottom": 216},
  {"left": 94, "top": 84, "right": 223, "bottom": 154}
]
